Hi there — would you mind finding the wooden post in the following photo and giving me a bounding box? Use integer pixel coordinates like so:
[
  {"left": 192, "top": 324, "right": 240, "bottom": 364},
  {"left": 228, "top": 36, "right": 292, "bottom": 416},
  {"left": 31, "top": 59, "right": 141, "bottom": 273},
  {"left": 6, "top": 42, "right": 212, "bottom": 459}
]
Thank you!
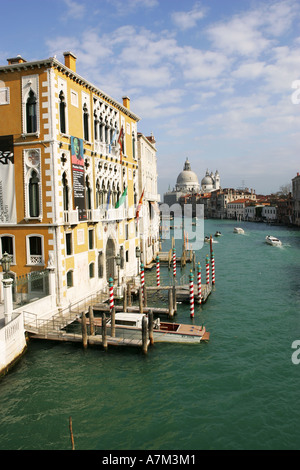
[
  {"left": 173, "top": 284, "right": 177, "bottom": 314},
  {"left": 81, "top": 312, "right": 88, "bottom": 349},
  {"left": 69, "top": 416, "right": 75, "bottom": 450},
  {"left": 142, "top": 315, "right": 148, "bottom": 354},
  {"left": 148, "top": 309, "right": 154, "bottom": 346},
  {"left": 127, "top": 283, "right": 132, "bottom": 306},
  {"left": 111, "top": 306, "right": 116, "bottom": 337},
  {"left": 168, "top": 288, "right": 173, "bottom": 318},
  {"left": 102, "top": 312, "right": 107, "bottom": 350},
  {"left": 123, "top": 286, "right": 127, "bottom": 312},
  {"left": 88, "top": 305, "right": 95, "bottom": 336},
  {"left": 138, "top": 286, "right": 143, "bottom": 313},
  {"left": 143, "top": 285, "right": 147, "bottom": 307}
]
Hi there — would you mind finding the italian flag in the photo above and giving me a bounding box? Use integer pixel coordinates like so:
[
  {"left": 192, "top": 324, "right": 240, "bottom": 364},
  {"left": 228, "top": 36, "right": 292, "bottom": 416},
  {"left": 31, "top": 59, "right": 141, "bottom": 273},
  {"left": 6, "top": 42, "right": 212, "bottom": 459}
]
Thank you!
[{"left": 115, "top": 187, "right": 127, "bottom": 208}]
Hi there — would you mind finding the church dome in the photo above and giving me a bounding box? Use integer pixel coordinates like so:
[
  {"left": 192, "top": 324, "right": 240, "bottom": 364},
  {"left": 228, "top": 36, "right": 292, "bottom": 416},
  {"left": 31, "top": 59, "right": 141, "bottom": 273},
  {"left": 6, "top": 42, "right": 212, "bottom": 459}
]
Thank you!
[{"left": 176, "top": 159, "right": 200, "bottom": 192}]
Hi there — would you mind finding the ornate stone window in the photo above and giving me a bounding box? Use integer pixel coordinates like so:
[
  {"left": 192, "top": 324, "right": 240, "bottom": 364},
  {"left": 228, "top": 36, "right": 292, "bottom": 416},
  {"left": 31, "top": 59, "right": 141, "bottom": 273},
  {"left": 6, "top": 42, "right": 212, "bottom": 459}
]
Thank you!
[{"left": 24, "top": 149, "right": 42, "bottom": 221}]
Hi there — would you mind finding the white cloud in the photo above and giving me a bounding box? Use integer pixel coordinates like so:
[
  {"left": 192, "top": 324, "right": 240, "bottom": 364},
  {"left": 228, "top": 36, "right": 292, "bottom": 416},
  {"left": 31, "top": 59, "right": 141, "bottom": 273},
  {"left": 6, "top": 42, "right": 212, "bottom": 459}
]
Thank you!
[
  {"left": 63, "top": 0, "right": 86, "bottom": 19},
  {"left": 171, "top": 3, "right": 206, "bottom": 30}
]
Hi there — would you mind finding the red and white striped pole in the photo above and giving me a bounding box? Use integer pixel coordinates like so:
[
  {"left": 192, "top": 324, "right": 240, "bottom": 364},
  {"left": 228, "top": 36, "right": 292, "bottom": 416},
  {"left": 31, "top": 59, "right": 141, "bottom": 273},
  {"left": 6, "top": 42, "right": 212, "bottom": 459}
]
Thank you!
[
  {"left": 173, "top": 248, "right": 176, "bottom": 278},
  {"left": 140, "top": 262, "right": 145, "bottom": 300},
  {"left": 189, "top": 270, "right": 194, "bottom": 318},
  {"left": 156, "top": 255, "right": 160, "bottom": 287},
  {"left": 109, "top": 277, "right": 114, "bottom": 312},
  {"left": 211, "top": 251, "right": 215, "bottom": 285},
  {"left": 206, "top": 255, "right": 210, "bottom": 285},
  {"left": 197, "top": 262, "right": 202, "bottom": 304}
]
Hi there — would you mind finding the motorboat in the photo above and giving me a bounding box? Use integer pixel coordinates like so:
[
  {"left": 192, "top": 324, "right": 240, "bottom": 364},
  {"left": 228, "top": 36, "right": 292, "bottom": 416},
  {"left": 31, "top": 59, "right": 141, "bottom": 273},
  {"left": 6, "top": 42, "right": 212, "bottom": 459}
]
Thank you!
[
  {"left": 265, "top": 235, "right": 282, "bottom": 247},
  {"left": 85, "top": 312, "right": 210, "bottom": 344},
  {"left": 215, "top": 231, "right": 221, "bottom": 237},
  {"left": 234, "top": 227, "right": 244, "bottom": 234},
  {"left": 204, "top": 236, "right": 213, "bottom": 243}
]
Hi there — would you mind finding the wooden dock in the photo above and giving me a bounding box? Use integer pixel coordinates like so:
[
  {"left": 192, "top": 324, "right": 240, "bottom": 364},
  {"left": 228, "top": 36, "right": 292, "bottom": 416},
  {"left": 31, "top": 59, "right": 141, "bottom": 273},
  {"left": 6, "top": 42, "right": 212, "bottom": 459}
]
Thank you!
[{"left": 158, "top": 249, "right": 196, "bottom": 269}]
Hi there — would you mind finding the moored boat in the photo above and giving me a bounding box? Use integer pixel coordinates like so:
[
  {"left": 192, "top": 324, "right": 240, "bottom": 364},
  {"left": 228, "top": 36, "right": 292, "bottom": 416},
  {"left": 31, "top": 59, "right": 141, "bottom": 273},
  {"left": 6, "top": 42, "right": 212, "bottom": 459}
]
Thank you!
[
  {"left": 234, "top": 227, "right": 244, "bottom": 234},
  {"left": 265, "top": 235, "right": 282, "bottom": 246},
  {"left": 85, "top": 313, "right": 210, "bottom": 344}
]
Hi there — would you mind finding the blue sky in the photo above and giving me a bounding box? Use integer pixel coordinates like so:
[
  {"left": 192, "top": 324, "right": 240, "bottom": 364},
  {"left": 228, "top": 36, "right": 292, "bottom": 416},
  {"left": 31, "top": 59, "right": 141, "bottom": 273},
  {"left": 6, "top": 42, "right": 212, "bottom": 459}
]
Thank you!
[{"left": 1, "top": 0, "right": 300, "bottom": 196}]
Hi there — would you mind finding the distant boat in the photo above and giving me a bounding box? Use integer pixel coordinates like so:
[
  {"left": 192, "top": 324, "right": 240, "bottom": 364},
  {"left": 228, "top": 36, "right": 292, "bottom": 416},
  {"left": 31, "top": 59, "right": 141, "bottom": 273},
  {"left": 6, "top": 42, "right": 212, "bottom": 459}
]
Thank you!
[
  {"left": 204, "top": 236, "right": 213, "bottom": 243},
  {"left": 215, "top": 231, "right": 221, "bottom": 237},
  {"left": 265, "top": 235, "right": 282, "bottom": 247},
  {"left": 234, "top": 227, "right": 244, "bottom": 234}
]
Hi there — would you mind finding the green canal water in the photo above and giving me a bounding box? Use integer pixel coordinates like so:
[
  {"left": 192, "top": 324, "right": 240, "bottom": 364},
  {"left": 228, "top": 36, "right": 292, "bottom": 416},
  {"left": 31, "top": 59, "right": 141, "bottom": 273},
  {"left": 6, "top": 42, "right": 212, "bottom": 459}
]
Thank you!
[{"left": 0, "top": 219, "right": 300, "bottom": 450}]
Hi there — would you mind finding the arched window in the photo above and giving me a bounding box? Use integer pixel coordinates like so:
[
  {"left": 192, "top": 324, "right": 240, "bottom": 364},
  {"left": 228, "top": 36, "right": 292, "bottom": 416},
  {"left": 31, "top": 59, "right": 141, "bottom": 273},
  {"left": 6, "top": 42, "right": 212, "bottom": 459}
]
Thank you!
[
  {"left": 26, "top": 90, "right": 37, "bottom": 133},
  {"left": 59, "top": 91, "right": 66, "bottom": 134},
  {"left": 85, "top": 175, "right": 92, "bottom": 210},
  {"left": 62, "top": 172, "right": 69, "bottom": 211},
  {"left": 29, "top": 170, "right": 40, "bottom": 217},
  {"left": 83, "top": 104, "right": 89, "bottom": 141},
  {"left": 67, "top": 270, "right": 73, "bottom": 288}
]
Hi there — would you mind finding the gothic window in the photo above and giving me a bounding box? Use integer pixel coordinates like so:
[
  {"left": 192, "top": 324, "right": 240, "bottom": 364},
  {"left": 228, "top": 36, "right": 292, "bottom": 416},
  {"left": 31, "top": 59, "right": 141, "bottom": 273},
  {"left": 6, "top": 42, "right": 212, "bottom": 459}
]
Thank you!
[
  {"left": 62, "top": 172, "right": 69, "bottom": 211},
  {"left": 83, "top": 104, "right": 89, "bottom": 141},
  {"left": 59, "top": 91, "right": 66, "bottom": 134},
  {"left": 29, "top": 170, "right": 40, "bottom": 218},
  {"left": 26, "top": 90, "right": 37, "bottom": 133},
  {"left": 94, "top": 111, "right": 99, "bottom": 141},
  {"left": 85, "top": 175, "right": 92, "bottom": 210}
]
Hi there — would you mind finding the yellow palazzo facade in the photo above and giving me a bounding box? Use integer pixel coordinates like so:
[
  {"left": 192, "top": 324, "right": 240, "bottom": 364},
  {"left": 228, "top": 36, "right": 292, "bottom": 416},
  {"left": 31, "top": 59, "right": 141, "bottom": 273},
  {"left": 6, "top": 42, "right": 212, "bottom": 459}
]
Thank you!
[{"left": 0, "top": 52, "right": 141, "bottom": 308}]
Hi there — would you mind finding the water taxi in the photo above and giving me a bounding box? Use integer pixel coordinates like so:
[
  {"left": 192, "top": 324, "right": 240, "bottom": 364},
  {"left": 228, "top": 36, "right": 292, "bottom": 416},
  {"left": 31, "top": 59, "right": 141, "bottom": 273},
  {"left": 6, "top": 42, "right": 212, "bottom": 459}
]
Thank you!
[
  {"left": 265, "top": 235, "right": 282, "bottom": 247},
  {"left": 215, "top": 231, "right": 222, "bottom": 237},
  {"left": 234, "top": 227, "right": 244, "bottom": 234},
  {"left": 101, "top": 313, "right": 209, "bottom": 344}
]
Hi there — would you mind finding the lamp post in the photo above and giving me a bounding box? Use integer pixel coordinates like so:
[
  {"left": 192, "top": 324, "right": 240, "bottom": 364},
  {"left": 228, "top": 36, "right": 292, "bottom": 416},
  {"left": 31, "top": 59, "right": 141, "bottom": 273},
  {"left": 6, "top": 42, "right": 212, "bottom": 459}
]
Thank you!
[
  {"left": 1, "top": 252, "right": 13, "bottom": 324},
  {"left": 0, "top": 252, "right": 12, "bottom": 279}
]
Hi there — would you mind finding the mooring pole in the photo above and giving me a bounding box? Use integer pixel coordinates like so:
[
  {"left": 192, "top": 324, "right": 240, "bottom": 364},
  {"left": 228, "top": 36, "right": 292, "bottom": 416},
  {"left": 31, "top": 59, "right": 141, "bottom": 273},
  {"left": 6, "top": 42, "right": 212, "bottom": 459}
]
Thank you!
[
  {"left": 197, "top": 262, "right": 202, "bottom": 305},
  {"left": 81, "top": 311, "right": 88, "bottom": 349},
  {"left": 148, "top": 309, "right": 154, "bottom": 346},
  {"left": 89, "top": 305, "right": 95, "bottom": 336},
  {"left": 189, "top": 271, "right": 194, "bottom": 318},
  {"left": 102, "top": 312, "right": 107, "bottom": 350},
  {"left": 142, "top": 315, "right": 148, "bottom": 354}
]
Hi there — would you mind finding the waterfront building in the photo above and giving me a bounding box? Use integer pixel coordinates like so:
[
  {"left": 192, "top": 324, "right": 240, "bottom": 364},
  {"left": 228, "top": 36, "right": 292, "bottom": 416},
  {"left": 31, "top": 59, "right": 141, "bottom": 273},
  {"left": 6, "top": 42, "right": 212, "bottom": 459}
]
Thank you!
[
  {"left": 292, "top": 172, "right": 300, "bottom": 226},
  {"left": 261, "top": 206, "right": 278, "bottom": 222},
  {"left": 137, "top": 132, "right": 160, "bottom": 266},
  {"left": 0, "top": 52, "right": 142, "bottom": 316}
]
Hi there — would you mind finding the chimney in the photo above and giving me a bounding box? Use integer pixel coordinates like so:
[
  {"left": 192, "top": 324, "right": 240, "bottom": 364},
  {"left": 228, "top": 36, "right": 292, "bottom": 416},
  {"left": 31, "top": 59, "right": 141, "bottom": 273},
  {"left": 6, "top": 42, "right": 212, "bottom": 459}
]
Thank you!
[
  {"left": 7, "top": 55, "right": 27, "bottom": 65},
  {"left": 122, "top": 96, "right": 130, "bottom": 110},
  {"left": 63, "top": 52, "right": 77, "bottom": 72}
]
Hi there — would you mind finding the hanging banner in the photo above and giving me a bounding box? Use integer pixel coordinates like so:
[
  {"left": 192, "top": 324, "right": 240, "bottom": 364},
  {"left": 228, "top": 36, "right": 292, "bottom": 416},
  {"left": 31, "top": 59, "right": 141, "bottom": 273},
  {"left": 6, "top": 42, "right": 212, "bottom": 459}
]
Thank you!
[
  {"left": 0, "top": 135, "right": 16, "bottom": 224},
  {"left": 71, "top": 136, "right": 86, "bottom": 221}
]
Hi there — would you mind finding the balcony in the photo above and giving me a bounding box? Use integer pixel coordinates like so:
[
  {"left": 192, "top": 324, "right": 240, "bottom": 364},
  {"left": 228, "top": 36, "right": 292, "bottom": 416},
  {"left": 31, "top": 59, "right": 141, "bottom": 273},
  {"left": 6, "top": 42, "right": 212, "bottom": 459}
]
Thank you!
[{"left": 63, "top": 210, "right": 79, "bottom": 225}]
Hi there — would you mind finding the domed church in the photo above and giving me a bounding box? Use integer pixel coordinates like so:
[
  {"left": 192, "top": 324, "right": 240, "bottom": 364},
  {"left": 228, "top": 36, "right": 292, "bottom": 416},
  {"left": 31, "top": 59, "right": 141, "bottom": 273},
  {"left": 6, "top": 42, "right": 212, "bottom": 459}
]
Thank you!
[
  {"left": 175, "top": 158, "right": 200, "bottom": 193},
  {"left": 163, "top": 159, "right": 220, "bottom": 205}
]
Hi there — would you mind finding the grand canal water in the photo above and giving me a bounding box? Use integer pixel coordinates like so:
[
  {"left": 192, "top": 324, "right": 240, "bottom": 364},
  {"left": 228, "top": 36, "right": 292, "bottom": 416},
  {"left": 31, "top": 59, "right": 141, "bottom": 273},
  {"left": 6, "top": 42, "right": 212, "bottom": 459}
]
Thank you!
[{"left": 1, "top": 219, "right": 300, "bottom": 450}]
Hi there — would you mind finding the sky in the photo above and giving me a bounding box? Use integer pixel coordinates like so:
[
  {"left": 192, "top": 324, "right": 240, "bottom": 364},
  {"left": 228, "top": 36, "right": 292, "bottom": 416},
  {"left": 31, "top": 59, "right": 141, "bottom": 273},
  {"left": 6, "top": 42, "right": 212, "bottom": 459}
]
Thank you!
[{"left": 1, "top": 0, "right": 299, "bottom": 196}]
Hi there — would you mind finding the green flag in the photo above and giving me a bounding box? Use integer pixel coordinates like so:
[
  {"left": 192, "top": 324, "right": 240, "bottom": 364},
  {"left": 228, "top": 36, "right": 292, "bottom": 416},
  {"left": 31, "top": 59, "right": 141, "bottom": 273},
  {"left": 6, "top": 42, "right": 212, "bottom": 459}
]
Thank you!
[{"left": 115, "top": 187, "right": 128, "bottom": 208}]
